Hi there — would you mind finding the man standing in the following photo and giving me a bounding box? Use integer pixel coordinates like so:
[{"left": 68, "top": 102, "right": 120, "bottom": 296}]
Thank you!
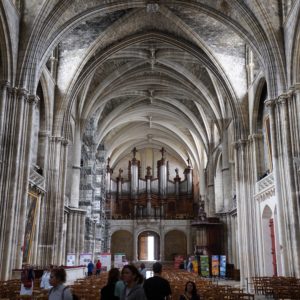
[
  {"left": 144, "top": 262, "right": 172, "bottom": 300},
  {"left": 96, "top": 259, "right": 102, "bottom": 275},
  {"left": 87, "top": 260, "right": 94, "bottom": 276}
]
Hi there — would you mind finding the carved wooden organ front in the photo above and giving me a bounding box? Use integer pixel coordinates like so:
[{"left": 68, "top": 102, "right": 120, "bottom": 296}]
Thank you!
[{"left": 106, "top": 148, "right": 195, "bottom": 219}]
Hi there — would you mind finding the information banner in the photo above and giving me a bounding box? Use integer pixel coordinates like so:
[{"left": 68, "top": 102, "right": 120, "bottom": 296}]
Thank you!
[
  {"left": 79, "top": 253, "right": 92, "bottom": 266},
  {"left": 200, "top": 255, "right": 209, "bottom": 277},
  {"left": 98, "top": 253, "right": 111, "bottom": 271},
  {"left": 220, "top": 255, "right": 226, "bottom": 277},
  {"left": 66, "top": 253, "right": 76, "bottom": 266},
  {"left": 114, "top": 253, "right": 127, "bottom": 269},
  {"left": 211, "top": 255, "right": 220, "bottom": 276}
]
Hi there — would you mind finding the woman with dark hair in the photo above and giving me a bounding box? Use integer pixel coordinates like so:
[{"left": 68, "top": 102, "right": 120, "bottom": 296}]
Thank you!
[
  {"left": 49, "top": 268, "right": 73, "bottom": 300},
  {"left": 100, "top": 268, "right": 121, "bottom": 300},
  {"left": 120, "top": 265, "right": 147, "bottom": 300},
  {"left": 179, "top": 281, "right": 200, "bottom": 300}
]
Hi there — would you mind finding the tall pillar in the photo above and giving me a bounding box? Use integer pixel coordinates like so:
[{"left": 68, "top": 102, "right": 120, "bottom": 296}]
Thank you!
[
  {"left": 70, "top": 129, "right": 82, "bottom": 208},
  {"left": 277, "top": 94, "right": 300, "bottom": 276},
  {"left": 265, "top": 99, "right": 290, "bottom": 275},
  {"left": 222, "top": 128, "right": 231, "bottom": 211},
  {"left": 66, "top": 212, "right": 73, "bottom": 258}
]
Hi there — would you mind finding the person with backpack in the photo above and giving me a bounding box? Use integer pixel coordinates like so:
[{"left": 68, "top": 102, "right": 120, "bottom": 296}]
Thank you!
[{"left": 49, "top": 268, "right": 73, "bottom": 300}]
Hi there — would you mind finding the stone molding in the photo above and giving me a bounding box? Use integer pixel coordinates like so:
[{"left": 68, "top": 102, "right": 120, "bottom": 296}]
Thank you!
[{"left": 254, "top": 172, "right": 275, "bottom": 202}]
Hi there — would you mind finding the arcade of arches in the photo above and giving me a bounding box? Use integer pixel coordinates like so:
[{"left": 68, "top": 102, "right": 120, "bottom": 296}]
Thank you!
[{"left": 0, "top": 0, "right": 300, "bottom": 287}]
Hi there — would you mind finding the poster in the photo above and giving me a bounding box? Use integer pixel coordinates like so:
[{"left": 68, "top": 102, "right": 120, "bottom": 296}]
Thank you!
[
  {"left": 98, "top": 253, "right": 111, "bottom": 271},
  {"left": 23, "top": 192, "right": 38, "bottom": 263},
  {"left": 220, "top": 255, "right": 226, "bottom": 277},
  {"left": 67, "top": 253, "right": 76, "bottom": 266},
  {"left": 200, "top": 255, "right": 209, "bottom": 277},
  {"left": 211, "top": 255, "right": 220, "bottom": 276},
  {"left": 192, "top": 257, "right": 198, "bottom": 273},
  {"left": 80, "top": 253, "right": 92, "bottom": 266},
  {"left": 114, "top": 253, "right": 127, "bottom": 269}
]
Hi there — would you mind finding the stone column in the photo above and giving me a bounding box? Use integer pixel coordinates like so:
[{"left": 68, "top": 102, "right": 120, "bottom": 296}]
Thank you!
[
  {"left": 75, "top": 212, "right": 80, "bottom": 264},
  {"left": 70, "top": 129, "right": 82, "bottom": 208},
  {"left": 207, "top": 158, "right": 215, "bottom": 216},
  {"left": 277, "top": 94, "right": 300, "bottom": 276},
  {"left": 72, "top": 211, "right": 77, "bottom": 255},
  {"left": 79, "top": 213, "right": 86, "bottom": 260},
  {"left": 66, "top": 212, "right": 73, "bottom": 257},
  {"left": 265, "top": 99, "right": 290, "bottom": 275},
  {"left": 0, "top": 81, "right": 10, "bottom": 159},
  {"left": 222, "top": 128, "right": 231, "bottom": 211},
  {"left": 233, "top": 140, "right": 246, "bottom": 287},
  {"left": 160, "top": 222, "right": 165, "bottom": 261}
]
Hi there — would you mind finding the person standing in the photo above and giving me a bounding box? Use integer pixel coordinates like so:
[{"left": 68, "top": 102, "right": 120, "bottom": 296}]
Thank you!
[
  {"left": 143, "top": 262, "right": 172, "bottom": 300},
  {"left": 179, "top": 281, "right": 200, "bottom": 300},
  {"left": 87, "top": 260, "right": 94, "bottom": 276},
  {"left": 100, "top": 268, "right": 120, "bottom": 300},
  {"left": 48, "top": 268, "right": 73, "bottom": 300},
  {"left": 120, "top": 264, "right": 147, "bottom": 300},
  {"left": 138, "top": 263, "right": 147, "bottom": 279},
  {"left": 40, "top": 265, "right": 53, "bottom": 290},
  {"left": 96, "top": 259, "right": 102, "bottom": 275},
  {"left": 20, "top": 264, "right": 35, "bottom": 296}
]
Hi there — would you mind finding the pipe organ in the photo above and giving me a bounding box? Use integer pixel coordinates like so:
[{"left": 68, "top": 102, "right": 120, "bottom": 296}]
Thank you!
[{"left": 106, "top": 148, "right": 194, "bottom": 219}]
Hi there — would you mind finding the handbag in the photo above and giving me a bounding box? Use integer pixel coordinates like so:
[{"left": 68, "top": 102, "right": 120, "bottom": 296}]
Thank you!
[{"left": 23, "top": 279, "right": 32, "bottom": 289}]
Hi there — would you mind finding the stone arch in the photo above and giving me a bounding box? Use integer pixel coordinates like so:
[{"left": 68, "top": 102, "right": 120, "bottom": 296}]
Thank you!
[
  {"left": 137, "top": 231, "right": 160, "bottom": 261},
  {"left": 111, "top": 230, "right": 133, "bottom": 262},
  {"left": 288, "top": 2, "right": 300, "bottom": 84},
  {"left": 252, "top": 78, "right": 272, "bottom": 178},
  {"left": 164, "top": 230, "right": 187, "bottom": 261},
  {"left": 0, "top": 2, "right": 12, "bottom": 82},
  {"left": 261, "top": 205, "right": 275, "bottom": 276}
]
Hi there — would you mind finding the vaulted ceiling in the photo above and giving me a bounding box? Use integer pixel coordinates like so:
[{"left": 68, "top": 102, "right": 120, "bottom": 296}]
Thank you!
[{"left": 16, "top": 0, "right": 290, "bottom": 173}]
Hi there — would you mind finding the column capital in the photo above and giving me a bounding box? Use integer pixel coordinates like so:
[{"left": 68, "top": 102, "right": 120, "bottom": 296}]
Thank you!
[
  {"left": 290, "top": 83, "right": 300, "bottom": 92},
  {"left": 232, "top": 139, "right": 248, "bottom": 149},
  {"left": 0, "top": 80, "right": 10, "bottom": 89},
  {"left": 18, "top": 88, "right": 29, "bottom": 97},
  {"left": 264, "top": 98, "right": 277, "bottom": 107},
  {"left": 27, "top": 94, "right": 40, "bottom": 105},
  {"left": 248, "top": 133, "right": 263, "bottom": 142}
]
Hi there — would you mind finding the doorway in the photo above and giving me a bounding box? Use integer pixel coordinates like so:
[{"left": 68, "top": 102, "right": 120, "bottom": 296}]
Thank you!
[{"left": 138, "top": 231, "right": 160, "bottom": 261}]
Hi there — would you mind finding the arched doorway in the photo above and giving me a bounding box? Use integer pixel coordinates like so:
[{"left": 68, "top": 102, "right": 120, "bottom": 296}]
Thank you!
[
  {"left": 164, "top": 230, "right": 187, "bottom": 261},
  {"left": 111, "top": 230, "right": 133, "bottom": 261},
  {"left": 262, "top": 205, "right": 277, "bottom": 276},
  {"left": 138, "top": 231, "right": 160, "bottom": 261}
]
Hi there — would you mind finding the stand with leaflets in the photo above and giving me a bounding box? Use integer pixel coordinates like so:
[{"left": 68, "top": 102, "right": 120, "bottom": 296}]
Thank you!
[
  {"left": 211, "top": 255, "right": 220, "bottom": 276},
  {"left": 200, "top": 255, "right": 209, "bottom": 277},
  {"left": 220, "top": 255, "right": 226, "bottom": 277}
]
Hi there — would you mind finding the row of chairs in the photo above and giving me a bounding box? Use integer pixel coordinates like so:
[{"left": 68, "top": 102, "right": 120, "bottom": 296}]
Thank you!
[{"left": 252, "top": 276, "right": 300, "bottom": 299}]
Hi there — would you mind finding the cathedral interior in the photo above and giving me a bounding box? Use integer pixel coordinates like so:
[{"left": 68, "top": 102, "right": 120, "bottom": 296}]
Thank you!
[{"left": 0, "top": 0, "right": 300, "bottom": 287}]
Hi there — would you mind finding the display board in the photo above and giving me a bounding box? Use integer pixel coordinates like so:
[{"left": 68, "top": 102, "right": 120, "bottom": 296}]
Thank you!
[
  {"left": 211, "top": 255, "right": 220, "bottom": 276},
  {"left": 114, "top": 253, "right": 127, "bottom": 269},
  {"left": 98, "top": 253, "right": 111, "bottom": 271},
  {"left": 200, "top": 255, "right": 209, "bottom": 277},
  {"left": 220, "top": 255, "right": 226, "bottom": 277},
  {"left": 66, "top": 253, "right": 76, "bottom": 266},
  {"left": 79, "top": 253, "right": 92, "bottom": 266}
]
